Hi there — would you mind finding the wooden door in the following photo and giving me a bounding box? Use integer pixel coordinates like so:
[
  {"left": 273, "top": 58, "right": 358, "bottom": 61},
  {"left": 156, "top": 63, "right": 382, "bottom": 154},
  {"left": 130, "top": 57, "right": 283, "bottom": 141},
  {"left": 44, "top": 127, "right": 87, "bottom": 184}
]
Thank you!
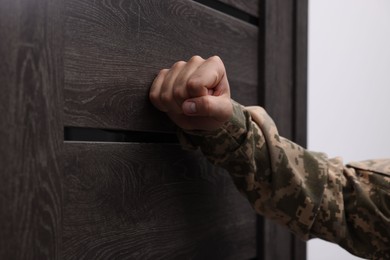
[{"left": 0, "top": 0, "right": 308, "bottom": 259}]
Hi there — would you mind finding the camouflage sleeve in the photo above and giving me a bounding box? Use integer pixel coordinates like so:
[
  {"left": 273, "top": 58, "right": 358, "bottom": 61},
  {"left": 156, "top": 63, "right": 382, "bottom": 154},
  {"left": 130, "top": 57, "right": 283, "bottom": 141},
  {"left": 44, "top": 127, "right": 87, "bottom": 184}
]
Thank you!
[{"left": 178, "top": 100, "right": 390, "bottom": 259}]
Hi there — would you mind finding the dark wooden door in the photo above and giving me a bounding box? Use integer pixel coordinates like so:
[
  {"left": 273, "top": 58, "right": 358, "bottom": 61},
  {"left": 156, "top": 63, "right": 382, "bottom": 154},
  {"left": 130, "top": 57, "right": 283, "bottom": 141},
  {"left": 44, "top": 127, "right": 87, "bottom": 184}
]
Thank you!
[{"left": 0, "top": 0, "right": 307, "bottom": 259}]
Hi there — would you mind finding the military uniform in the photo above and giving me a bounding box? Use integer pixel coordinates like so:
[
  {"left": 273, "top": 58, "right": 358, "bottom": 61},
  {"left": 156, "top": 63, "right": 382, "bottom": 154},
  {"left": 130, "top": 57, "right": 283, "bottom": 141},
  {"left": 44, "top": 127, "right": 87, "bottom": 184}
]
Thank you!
[{"left": 179, "top": 101, "right": 390, "bottom": 260}]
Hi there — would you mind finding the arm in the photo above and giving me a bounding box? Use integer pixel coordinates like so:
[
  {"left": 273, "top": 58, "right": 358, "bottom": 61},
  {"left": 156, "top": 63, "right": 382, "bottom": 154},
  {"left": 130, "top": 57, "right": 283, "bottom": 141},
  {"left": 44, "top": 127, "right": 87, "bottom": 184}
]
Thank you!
[
  {"left": 149, "top": 56, "right": 390, "bottom": 259},
  {"left": 179, "top": 101, "right": 390, "bottom": 259}
]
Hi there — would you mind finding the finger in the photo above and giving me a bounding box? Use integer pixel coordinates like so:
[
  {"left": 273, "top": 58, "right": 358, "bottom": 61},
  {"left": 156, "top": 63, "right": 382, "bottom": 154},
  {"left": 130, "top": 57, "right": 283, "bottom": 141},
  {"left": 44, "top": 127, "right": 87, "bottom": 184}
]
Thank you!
[
  {"left": 149, "top": 69, "right": 169, "bottom": 112},
  {"left": 187, "top": 56, "right": 226, "bottom": 98},
  {"left": 160, "top": 61, "right": 186, "bottom": 113},
  {"left": 173, "top": 55, "right": 205, "bottom": 107},
  {"left": 182, "top": 95, "right": 232, "bottom": 122}
]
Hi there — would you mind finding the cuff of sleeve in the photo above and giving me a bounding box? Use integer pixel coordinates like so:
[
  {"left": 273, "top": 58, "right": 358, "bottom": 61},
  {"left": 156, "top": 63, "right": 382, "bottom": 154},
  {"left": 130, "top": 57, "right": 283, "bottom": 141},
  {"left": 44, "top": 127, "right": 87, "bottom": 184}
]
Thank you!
[{"left": 177, "top": 100, "right": 249, "bottom": 158}]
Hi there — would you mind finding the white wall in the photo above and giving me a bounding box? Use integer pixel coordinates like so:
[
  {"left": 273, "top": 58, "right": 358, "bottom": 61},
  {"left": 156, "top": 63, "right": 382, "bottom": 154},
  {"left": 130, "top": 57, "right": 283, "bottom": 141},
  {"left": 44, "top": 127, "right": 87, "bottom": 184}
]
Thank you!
[{"left": 307, "top": 0, "right": 390, "bottom": 259}]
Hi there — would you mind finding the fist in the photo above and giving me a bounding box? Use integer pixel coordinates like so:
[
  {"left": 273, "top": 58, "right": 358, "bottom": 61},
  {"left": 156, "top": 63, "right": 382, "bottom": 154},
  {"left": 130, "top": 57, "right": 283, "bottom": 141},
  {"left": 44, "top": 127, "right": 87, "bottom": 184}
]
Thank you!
[{"left": 149, "top": 55, "right": 233, "bottom": 131}]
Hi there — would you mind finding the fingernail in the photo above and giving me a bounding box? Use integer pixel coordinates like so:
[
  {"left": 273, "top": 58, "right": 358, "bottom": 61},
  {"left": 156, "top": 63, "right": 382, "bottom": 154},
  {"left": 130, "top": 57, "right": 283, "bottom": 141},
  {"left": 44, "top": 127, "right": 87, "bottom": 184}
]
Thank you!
[{"left": 184, "top": 101, "right": 197, "bottom": 114}]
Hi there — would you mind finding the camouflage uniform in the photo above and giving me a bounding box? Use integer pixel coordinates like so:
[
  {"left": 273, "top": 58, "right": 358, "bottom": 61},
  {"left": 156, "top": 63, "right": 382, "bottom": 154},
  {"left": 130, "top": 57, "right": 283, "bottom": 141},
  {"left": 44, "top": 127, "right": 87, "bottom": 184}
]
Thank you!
[{"left": 178, "top": 101, "right": 390, "bottom": 260}]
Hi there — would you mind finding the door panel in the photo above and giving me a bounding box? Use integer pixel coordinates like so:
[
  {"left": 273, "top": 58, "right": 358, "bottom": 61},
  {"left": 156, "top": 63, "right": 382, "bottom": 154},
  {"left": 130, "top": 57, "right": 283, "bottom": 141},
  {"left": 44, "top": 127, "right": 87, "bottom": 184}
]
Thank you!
[
  {"left": 0, "top": 0, "right": 63, "bottom": 259},
  {"left": 64, "top": 0, "right": 258, "bottom": 132},
  {"left": 63, "top": 142, "right": 256, "bottom": 259},
  {"left": 62, "top": 1, "right": 259, "bottom": 258},
  {"left": 0, "top": 0, "right": 308, "bottom": 259}
]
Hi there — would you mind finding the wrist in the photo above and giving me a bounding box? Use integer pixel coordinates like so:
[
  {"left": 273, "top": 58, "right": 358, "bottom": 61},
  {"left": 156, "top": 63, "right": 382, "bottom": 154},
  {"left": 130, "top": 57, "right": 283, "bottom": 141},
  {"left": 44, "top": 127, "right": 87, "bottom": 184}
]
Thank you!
[{"left": 178, "top": 100, "right": 248, "bottom": 152}]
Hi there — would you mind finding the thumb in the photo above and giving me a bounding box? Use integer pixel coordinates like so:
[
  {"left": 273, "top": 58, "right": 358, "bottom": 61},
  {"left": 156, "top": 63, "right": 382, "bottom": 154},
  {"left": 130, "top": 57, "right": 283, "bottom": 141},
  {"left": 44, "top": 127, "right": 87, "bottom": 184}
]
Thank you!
[{"left": 182, "top": 95, "right": 232, "bottom": 122}]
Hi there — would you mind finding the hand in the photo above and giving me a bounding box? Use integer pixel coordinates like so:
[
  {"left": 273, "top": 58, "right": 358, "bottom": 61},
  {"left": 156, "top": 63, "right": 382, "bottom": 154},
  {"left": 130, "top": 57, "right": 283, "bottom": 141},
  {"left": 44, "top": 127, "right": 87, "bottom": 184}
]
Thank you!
[{"left": 149, "top": 55, "right": 233, "bottom": 131}]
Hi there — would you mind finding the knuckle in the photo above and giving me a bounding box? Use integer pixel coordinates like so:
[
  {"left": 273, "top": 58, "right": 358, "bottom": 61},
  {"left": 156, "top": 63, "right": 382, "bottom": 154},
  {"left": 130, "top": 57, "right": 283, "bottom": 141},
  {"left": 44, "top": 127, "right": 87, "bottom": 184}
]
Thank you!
[
  {"left": 158, "top": 69, "right": 169, "bottom": 76},
  {"left": 172, "top": 60, "right": 186, "bottom": 68},
  {"left": 211, "top": 71, "right": 219, "bottom": 84},
  {"left": 210, "top": 55, "right": 222, "bottom": 63},
  {"left": 187, "top": 78, "right": 198, "bottom": 90},
  {"left": 149, "top": 91, "right": 158, "bottom": 102},
  {"left": 160, "top": 92, "right": 171, "bottom": 104},
  {"left": 209, "top": 56, "right": 225, "bottom": 77},
  {"left": 189, "top": 55, "right": 204, "bottom": 63},
  {"left": 209, "top": 56, "right": 224, "bottom": 69},
  {"left": 175, "top": 75, "right": 186, "bottom": 87},
  {"left": 172, "top": 87, "right": 183, "bottom": 99}
]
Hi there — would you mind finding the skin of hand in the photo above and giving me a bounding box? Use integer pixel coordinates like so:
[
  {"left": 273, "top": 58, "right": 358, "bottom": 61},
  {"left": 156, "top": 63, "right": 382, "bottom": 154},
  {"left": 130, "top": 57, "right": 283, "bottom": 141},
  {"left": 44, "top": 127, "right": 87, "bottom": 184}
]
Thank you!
[{"left": 149, "top": 55, "right": 233, "bottom": 131}]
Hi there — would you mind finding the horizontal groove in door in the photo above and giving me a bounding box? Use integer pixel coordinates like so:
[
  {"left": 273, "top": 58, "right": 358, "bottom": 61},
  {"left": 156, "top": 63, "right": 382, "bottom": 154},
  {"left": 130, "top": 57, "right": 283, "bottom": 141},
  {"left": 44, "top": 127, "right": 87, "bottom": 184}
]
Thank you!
[
  {"left": 64, "top": 127, "right": 179, "bottom": 143},
  {"left": 216, "top": 0, "right": 260, "bottom": 18},
  {"left": 193, "top": 0, "right": 259, "bottom": 25},
  {"left": 64, "top": 0, "right": 258, "bottom": 133}
]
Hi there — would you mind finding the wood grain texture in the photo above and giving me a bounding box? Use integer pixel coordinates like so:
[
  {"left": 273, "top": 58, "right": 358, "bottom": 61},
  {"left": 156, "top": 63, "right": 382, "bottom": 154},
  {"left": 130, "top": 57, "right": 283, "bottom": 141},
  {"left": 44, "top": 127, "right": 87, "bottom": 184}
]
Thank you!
[
  {"left": 64, "top": 0, "right": 258, "bottom": 132},
  {"left": 216, "top": 0, "right": 260, "bottom": 17},
  {"left": 292, "top": 1, "right": 309, "bottom": 258},
  {"left": 259, "top": 0, "right": 294, "bottom": 139},
  {"left": 63, "top": 142, "right": 256, "bottom": 259},
  {"left": 257, "top": 0, "right": 308, "bottom": 259},
  {"left": 0, "top": 0, "right": 63, "bottom": 259},
  {"left": 294, "top": 0, "right": 308, "bottom": 149},
  {"left": 258, "top": 0, "right": 294, "bottom": 255}
]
